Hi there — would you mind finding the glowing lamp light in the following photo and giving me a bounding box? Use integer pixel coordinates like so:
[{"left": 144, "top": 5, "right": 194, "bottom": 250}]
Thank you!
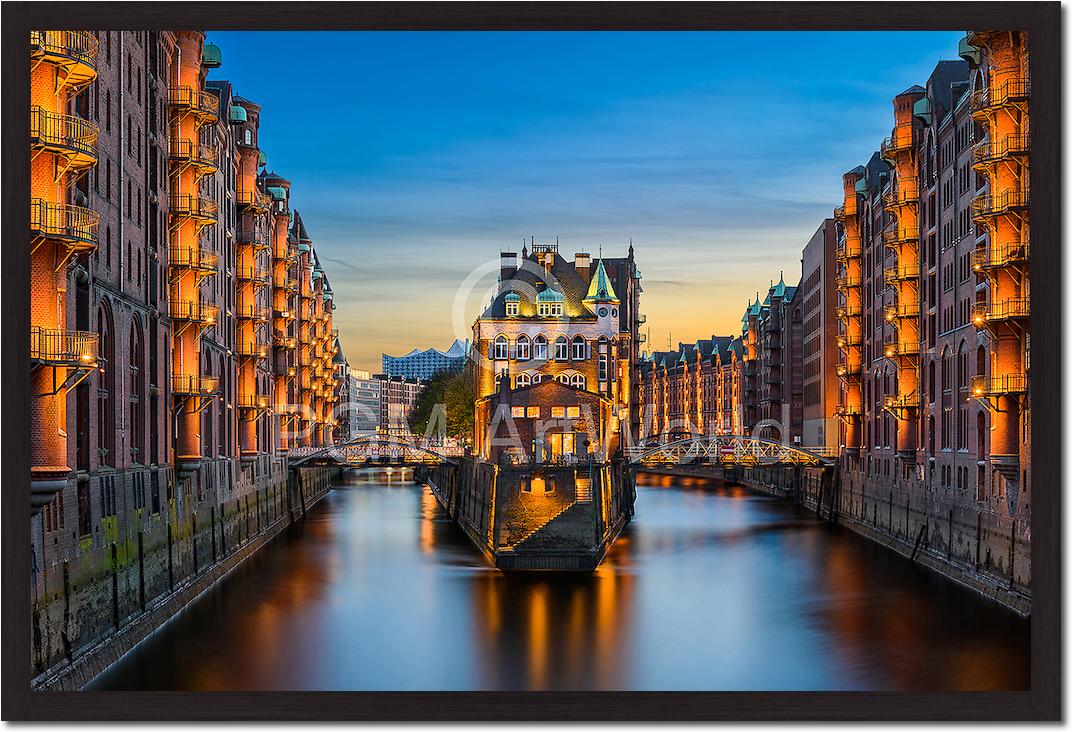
[
  {"left": 80, "top": 353, "right": 94, "bottom": 363},
  {"left": 884, "top": 345, "right": 895, "bottom": 358},
  {"left": 836, "top": 365, "right": 848, "bottom": 377},
  {"left": 973, "top": 313, "right": 986, "bottom": 326}
]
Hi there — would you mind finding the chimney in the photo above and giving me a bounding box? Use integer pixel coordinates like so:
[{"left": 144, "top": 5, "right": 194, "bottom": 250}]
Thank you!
[
  {"left": 574, "top": 252, "right": 591, "bottom": 281},
  {"left": 500, "top": 251, "right": 518, "bottom": 283}
]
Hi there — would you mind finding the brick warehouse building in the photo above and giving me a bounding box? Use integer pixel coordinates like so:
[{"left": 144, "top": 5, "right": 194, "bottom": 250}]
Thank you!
[
  {"left": 471, "top": 243, "right": 643, "bottom": 463},
  {"left": 833, "top": 32, "right": 1030, "bottom": 595},
  {"left": 29, "top": 31, "right": 343, "bottom": 680}
]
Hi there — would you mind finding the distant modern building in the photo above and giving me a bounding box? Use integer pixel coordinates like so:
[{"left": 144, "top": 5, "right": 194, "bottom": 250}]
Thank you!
[
  {"left": 376, "top": 374, "right": 423, "bottom": 437},
  {"left": 800, "top": 219, "right": 840, "bottom": 452},
  {"left": 382, "top": 339, "right": 469, "bottom": 381},
  {"left": 352, "top": 370, "right": 382, "bottom": 435}
]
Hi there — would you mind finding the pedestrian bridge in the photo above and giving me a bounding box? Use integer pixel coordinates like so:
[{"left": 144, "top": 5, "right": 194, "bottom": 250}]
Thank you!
[
  {"left": 288, "top": 435, "right": 463, "bottom": 468},
  {"left": 625, "top": 434, "right": 837, "bottom": 468}
]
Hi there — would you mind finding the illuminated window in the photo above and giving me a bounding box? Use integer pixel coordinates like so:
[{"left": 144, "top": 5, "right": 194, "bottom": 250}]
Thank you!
[
  {"left": 516, "top": 372, "right": 531, "bottom": 388},
  {"left": 526, "top": 406, "right": 540, "bottom": 418},
  {"left": 572, "top": 335, "right": 586, "bottom": 360},
  {"left": 570, "top": 373, "right": 586, "bottom": 390},
  {"left": 554, "top": 336, "right": 568, "bottom": 360},
  {"left": 511, "top": 406, "right": 526, "bottom": 418},
  {"left": 566, "top": 406, "right": 581, "bottom": 418},
  {"left": 551, "top": 406, "right": 565, "bottom": 418},
  {"left": 533, "top": 335, "right": 547, "bottom": 360},
  {"left": 493, "top": 335, "right": 509, "bottom": 360},
  {"left": 516, "top": 334, "right": 530, "bottom": 360}
]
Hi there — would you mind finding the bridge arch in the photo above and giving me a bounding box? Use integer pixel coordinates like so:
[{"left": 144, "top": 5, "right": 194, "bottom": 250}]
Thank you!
[
  {"left": 625, "top": 434, "right": 835, "bottom": 468},
  {"left": 289, "top": 434, "right": 460, "bottom": 468}
]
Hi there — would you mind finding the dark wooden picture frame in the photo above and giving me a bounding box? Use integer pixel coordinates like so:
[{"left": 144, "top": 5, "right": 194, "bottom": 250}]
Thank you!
[{"left": 2, "top": 1, "right": 1060, "bottom": 721}]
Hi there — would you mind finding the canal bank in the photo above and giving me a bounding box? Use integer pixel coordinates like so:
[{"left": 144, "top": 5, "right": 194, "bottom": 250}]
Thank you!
[
  {"left": 88, "top": 472, "right": 1029, "bottom": 691},
  {"left": 33, "top": 465, "right": 339, "bottom": 691}
]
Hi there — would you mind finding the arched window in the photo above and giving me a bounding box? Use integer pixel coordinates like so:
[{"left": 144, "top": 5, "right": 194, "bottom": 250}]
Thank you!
[
  {"left": 516, "top": 372, "right": 531, "bottom": 389},
  {"left": 533, "top": 335, "right": 547, "bottom": 361},
  {"left": 556, "top": 373, "right": 570, "bottom": 384},
  {"left": 129, "top": 320, "right": 144, "bottom": 463},
  {"left": 244, "top": 128, "right": 253, "bottom": 145},
  {"left": 531, "top": 372, "right": 542, "bottom": 385},
  {"left": 554, "top": 336, "right": 568, "bottom": 361},
  {"left": 571, "top": 335, "right": 586, "bottom": 360},
  {"left": 96, "top": 304, "right": 115, "bottom": 467},
  {"left": 493, "top": 335, "right": 509, "bottom": 360},
  {"left": 516, "top": 334, "right": 530, "bottom": 361},
  {"left": 570, "top": 373, "right": 586, "bottom": 390}
]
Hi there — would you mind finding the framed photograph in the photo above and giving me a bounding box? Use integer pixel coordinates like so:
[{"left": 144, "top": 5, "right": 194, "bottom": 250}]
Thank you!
[{"left": 2, "top": 1, "right": 1060, "bottom": 722}]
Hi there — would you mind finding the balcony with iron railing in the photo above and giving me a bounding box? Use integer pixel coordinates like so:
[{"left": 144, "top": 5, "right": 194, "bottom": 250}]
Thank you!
[
  {"left": 169, "top": 193, "right": 218, "bottom": 223},
  {"left": 883, "top": 393, "right": 920, "bottom": 411},
  {"left": 882, "top": 183, "right": 920, "bottom": 210},
  {"left": 835, "top": 362, "right": 862, "bottom": 378},
  {"left": 168, "top": 86, "right": 220, "bottom": 122},
  {"left": 237, "top": 394, "right": 271, "bottom": 410},
  {"left": 973, "top": 298, "right": 1029, "bottom": 326},
  {"left": 970, "top": 373, "right": 1028, "bottom": 397},
  {"left": 30, "top": 197, "right": 100, "bottom": 251},
  {"left": 836, "top": 333, "right": 862, "bottom": 349},
  {"left": 235, "top": 305, "right": 271, "bottom": 322},
  {"left": 30, "top": 106, "right": 98, "bottom": 170},
  {"left": 835, "top": 403, "right": 863, "bottom": 418},
  {"left": 168, "top": 138, "right": 219, "bottom": 174},
  {"left": 884, "top": 263, "right": 921, "bottom": 284},
  {"left": 236, "top": 225, "right": 270, "bottom": 249},
  {"left": 880, "top": 129, "right": 914, "bottom": 159},
  {"left": 833, "top": 205, "right": 845, "bottom": 223},
  {"left": 972, "top": 189, "right": 1029, "bottom": 220},
  {"left": 835, "top": 272, "right": 862, "bottom": 290},
  {"left": 835, "top": 304, "right": 863, "bottom": 319},
  {"left": 972, "top": 239, "right": 1030, "bottom": 272},
  {"left": 972, "top": 134, "right": 1029, "bottom": 166},
  {"left": 883, "top": 226, "right": 918, "bottom": 247},
  {"left": 883, "top": 340, "right": 920, "bottom": 358},
  {"left": 883, "top": 302, "right": 920, "bottom": 321},
  {"left": 236, "top": 265, "right": 271, "bottom": 285},
  {"left": 970, "top": 79, "right": 1030, "bottom": 115},
  {"left": 30, "top": 31, "right": 99, "bottom": 86},
  {"left": 235, "top": 340, "right": 269, "bottom": 359},
  {"left": 236, "top": 188, "right": 271, "bottom": 212},
  {"left": 171, "top": 374, "right": 220, "bottom": 396},
  {"left": 274, "top": 305, "right": 295, "bottom": 320},
  {"left": 835, "top": 241, "right": 862, "bottom": 261},
  {"left": 170, "top": 300, "right": 218, "bottom": 325},
  {"left": 274, "top": 334, "right": 298, "bottom": 350},
  {"left": 30, "top": 326, "right": 98, "bottom": 366},
  {"left": 169, "top": 245, "right": 219, "bottom": 273}
]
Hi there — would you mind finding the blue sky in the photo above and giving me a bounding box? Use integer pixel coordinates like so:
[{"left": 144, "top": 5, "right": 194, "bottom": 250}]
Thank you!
[{"left": 206, "top": 31, "right": 965, "bottom": 371}]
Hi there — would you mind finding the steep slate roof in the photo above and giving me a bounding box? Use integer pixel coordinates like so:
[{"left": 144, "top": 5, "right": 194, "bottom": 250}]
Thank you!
[
  {"left": 481, "top": 249, "right": 596, "bottom": 320},
  {"left": 584, "top": 259, "right": 619, "bottom": 303}
]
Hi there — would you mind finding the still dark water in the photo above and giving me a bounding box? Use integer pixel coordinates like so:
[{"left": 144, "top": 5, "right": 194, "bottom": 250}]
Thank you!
[{"left": 90, "top": 472, "right": 1029, "bottom": 691}]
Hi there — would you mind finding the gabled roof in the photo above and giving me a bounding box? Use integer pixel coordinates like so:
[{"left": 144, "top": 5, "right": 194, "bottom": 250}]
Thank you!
[
  {"left": 480, "top": 248, "right": 595, "bottom": 320},
  {"left": 583, "top": 259, "right": 619, "bottom": 303}
]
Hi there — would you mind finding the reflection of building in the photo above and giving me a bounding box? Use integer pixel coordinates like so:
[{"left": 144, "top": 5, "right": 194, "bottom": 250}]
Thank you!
[
  {"left": 471, "top": 243, "right": 641, "bottom": 463},
  {"left": 30, "top": 31, "right": 342, "bottom": 678},
  {"left": 376, "top": 374, "right": 423, "bottom": 437},
  {"left": 382, "top": 339, "right": 468, "bottom": 380}
]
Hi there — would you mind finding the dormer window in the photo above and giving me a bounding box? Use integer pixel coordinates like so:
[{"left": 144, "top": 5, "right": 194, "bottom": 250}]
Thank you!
[
  {"left": 538, "top": 302, "right": 562, "bottom": 317},
  {"left": 536, "top": 288, "right": 565, "bottom": 317},
  {"left": 504, "top": 292, "right": 521, "bottom": 317}
]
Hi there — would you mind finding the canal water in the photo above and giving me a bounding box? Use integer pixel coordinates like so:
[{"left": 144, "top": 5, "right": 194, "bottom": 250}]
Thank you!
[{"left": 89, "top": 471, "right": 1029, "bottom": 691}]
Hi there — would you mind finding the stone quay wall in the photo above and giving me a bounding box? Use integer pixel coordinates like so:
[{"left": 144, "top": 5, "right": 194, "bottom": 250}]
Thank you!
[{"left": 31, "top": 461, "right": 339, "bottom": 690}]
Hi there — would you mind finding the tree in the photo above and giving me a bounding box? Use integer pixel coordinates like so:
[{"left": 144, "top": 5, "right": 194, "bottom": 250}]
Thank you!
[{"left": 408, "top": 367, "right": 474, "bottom": 441}]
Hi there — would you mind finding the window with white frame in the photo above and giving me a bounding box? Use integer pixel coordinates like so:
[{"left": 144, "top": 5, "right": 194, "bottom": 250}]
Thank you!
[
  {"left": 533, "top": 335, "right": 547, "bottom": 360},
  {"left": 571, "top": 335, "right": 586, "bottom": 360},
  {"left": 506, "top": 300, "right": 519, "bottom": 317},
  {"left": 570, "top": 373, "right": 586, "bottom": 390},
  {"left": 516, "top": 334, "right": 530, "bottom": 360},
  {"left": 538, "top": 302, "right": 563, "bottom": 317},
  {"left": 554, "top": 336, "right": 569, "bottom": 360},
  {"left": 531, "top": 372, "right": 542, "bottom": 384},
  {"left": 556, "top": 373, "right": 569, "bottom": 384},
  {"left": 598, "top": 353, "right": 609, "bottom": 381},
  {"left": 516, "top": 372, "right": 531, "bottom": 388},
  {"left": 493, "top": 335, "right": 509, "bottom": 360}
]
